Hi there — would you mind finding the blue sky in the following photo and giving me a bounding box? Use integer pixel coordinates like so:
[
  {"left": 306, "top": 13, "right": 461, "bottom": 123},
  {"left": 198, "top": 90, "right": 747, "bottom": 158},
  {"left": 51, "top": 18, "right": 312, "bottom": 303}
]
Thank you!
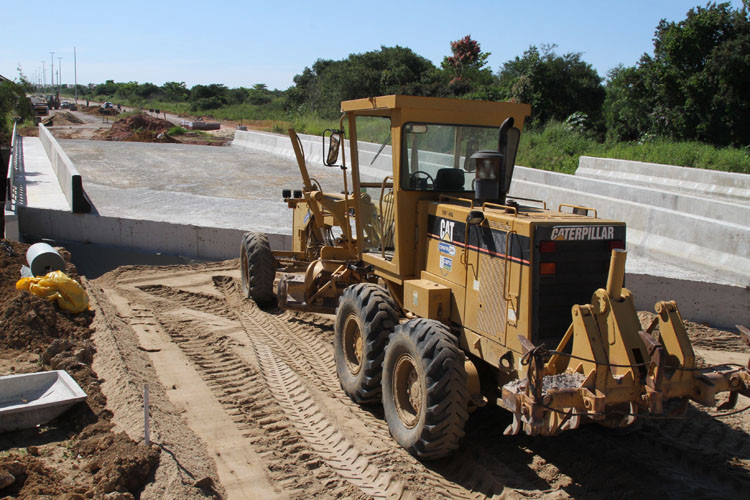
[{"left": 2, "top": 1, "right": 745, "bottom": 90}]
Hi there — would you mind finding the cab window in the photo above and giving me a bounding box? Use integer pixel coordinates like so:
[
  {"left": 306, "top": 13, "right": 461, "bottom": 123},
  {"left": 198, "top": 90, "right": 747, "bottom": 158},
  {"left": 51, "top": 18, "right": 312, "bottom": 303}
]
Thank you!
[{"left": 401, "top": 123, "right": 498, "bottom": 191}]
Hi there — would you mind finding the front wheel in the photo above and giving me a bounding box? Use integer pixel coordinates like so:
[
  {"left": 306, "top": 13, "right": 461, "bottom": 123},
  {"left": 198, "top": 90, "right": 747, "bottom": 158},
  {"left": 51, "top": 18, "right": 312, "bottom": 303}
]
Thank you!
[
  {"left": 240, "top": 232, "right": 275, "bottom": 306},
  {"left": 382, "top": 318, "right": 469, "bottom": 460}
]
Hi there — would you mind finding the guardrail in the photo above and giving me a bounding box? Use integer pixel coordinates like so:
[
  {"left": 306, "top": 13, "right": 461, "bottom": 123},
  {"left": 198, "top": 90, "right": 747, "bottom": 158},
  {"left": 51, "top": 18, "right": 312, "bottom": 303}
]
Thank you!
[
  {"left": 37, "top": 124, "right": 91, "bottom": 213},
  {"left": 6, "top": 120, "right": 17, "bottom": 205}
]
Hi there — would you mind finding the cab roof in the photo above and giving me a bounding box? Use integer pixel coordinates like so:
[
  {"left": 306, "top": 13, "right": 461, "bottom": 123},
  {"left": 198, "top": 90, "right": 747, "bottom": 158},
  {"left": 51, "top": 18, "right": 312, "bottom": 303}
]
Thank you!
[{"left": 340, "top": 95, "right": 532, "bottom": 129}]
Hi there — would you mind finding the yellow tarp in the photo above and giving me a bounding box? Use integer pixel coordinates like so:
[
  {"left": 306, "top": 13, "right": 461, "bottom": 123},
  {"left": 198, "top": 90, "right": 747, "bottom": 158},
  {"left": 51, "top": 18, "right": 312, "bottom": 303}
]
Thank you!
[{"left": 16, "top": 270, "right": 89, "bottom": 314}]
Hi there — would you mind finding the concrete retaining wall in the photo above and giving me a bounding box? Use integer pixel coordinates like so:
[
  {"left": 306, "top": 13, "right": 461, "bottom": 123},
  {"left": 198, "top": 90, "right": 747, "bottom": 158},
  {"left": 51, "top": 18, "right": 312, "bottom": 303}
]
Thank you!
[
  {"left": 577, "top": 156, "right": 750, "bottom": 203},
  {"left": 38, "top": 125, "right": 91, "bottom": 213},
  {"left": 18, "top": 207, "right": 291, "bottom": 260}
]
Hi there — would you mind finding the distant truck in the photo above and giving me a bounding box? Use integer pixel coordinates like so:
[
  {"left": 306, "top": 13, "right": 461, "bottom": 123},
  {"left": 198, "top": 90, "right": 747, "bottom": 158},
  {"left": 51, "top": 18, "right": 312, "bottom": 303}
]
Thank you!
[{"left": 31, "top": 97, "right": 49, "bottom": 116}]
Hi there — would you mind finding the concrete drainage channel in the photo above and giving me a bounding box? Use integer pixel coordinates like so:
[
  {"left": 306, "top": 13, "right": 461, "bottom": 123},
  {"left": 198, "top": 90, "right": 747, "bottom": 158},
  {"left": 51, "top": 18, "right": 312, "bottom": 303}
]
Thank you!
[{"left": 5, "top": 125, "right": 749, "bottom": 328}]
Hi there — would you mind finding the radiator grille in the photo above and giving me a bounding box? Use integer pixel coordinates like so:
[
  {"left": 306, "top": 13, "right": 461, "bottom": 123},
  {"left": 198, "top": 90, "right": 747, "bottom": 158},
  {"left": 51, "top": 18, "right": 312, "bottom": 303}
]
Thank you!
[{"left": 533, "top": 240, "right": 613, "bottom": 347}]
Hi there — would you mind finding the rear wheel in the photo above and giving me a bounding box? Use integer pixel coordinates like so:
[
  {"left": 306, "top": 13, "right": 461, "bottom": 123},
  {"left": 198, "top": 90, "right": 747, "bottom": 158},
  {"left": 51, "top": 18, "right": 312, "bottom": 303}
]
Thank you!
[
  {"left": 334, "top": 284, "right": 400, "bottom": 404},
  {"left": 382, "top": 318, "right": 469, "bottom": 459},
  {"left": 240, "top": 232, "right": 275, "bottom": 306}
]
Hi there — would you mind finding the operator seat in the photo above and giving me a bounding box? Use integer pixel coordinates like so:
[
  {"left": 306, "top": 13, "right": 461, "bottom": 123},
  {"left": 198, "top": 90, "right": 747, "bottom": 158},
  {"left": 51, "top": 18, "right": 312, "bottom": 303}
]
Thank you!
[{"left": 434, "top": 168, "right": 465, "bottom": 191}]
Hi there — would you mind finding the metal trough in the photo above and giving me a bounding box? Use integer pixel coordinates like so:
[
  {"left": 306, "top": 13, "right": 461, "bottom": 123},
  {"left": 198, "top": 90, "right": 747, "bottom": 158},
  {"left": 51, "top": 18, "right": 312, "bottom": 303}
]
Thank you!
[{"left": 0, "top": 370, "right": 87, "bottom": 433}]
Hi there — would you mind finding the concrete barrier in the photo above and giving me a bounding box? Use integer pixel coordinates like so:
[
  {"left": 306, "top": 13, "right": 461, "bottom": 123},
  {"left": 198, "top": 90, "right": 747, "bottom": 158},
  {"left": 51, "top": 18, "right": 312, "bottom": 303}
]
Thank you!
[
  {"left": 38, "top": 124, "right": 91, "bottom": 213},
  {"left": 17, "top": 206, "right": 291, "bottom": 261},
  {"left": 517, "top": 166, "right": 749, "bottom": 226},
  {"left": 577, "top": 156, "right": 750, "bottom": 203}
]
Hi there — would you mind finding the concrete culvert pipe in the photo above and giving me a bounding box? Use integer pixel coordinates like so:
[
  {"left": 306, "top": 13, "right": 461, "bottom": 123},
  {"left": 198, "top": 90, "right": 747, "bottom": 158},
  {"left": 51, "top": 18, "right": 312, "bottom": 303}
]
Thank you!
[{"left": 26, "top": 243, "right": 65, "bottom": 277}]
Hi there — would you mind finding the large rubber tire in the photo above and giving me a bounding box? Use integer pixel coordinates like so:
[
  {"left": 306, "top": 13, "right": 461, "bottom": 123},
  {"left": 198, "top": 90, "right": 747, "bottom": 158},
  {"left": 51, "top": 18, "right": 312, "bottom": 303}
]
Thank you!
[
  {"left": 382, "top": 318, "right": 470, "bottom": 460},
  {"left": 334, "top": 284, "right": 400, "bottom": 404},
  {"left": 240, "top": 232, "right": 275, "bottom": 306}
]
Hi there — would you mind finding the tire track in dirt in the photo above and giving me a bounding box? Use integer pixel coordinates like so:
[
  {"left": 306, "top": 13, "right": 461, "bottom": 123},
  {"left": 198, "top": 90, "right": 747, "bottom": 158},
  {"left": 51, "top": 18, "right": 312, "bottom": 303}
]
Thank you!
[
  {"left": 210, "top": 277, "right": 524, "bottom": 499},
  {"left": 158, "top": 315, "right": 371, "bottom": 500},
  {"left": 137, "top": 283, "right": 409, "bottom": 499},
  {"left": 253, "top": 340, "right": 407, "bottom": 499},
  {"left": 139, "top": 279, "right": 523, "bottom": 499}
]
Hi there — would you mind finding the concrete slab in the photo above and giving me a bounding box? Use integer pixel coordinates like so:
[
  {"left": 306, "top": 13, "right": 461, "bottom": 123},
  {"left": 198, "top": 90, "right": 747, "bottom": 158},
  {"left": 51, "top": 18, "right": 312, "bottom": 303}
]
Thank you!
[{"left": 18, "top": 137, "right": 70, "bottom": 211}]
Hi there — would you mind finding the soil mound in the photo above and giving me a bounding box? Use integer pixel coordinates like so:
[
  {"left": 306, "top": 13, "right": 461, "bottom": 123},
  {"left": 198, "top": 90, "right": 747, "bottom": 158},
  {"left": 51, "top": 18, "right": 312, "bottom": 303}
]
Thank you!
[
  {"left": 99, "top": 113, "right": 177, "bottom": 143},
  {"left": 1, "top": 294, "right": 93, "bottom": 350},
  {"left": 0, "top": 239, "right": 160, "bottom": 499},
  {"left": 44, "top": 112, "right": 84, "bottom": 126}
]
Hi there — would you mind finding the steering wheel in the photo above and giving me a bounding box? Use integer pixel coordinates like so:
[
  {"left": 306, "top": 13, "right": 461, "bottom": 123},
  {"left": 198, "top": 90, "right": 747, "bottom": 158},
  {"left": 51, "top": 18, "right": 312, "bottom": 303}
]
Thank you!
[{"left": 409, "top": 170, "right": 435, "bottom": 190}]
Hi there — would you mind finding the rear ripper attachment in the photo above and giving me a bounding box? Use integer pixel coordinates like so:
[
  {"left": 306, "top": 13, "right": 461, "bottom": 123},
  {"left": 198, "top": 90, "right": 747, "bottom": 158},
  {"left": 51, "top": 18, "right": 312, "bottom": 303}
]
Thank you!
[{"left": 501, "top": 249, "right": 750, "bottom": 436}]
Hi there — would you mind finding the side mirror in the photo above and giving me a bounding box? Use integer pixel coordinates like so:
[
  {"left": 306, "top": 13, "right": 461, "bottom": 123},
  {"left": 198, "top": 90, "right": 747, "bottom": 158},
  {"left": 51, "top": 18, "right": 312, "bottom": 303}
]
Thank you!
[{"left": 323, "top": 129, "right": 343, "bottom": 166}]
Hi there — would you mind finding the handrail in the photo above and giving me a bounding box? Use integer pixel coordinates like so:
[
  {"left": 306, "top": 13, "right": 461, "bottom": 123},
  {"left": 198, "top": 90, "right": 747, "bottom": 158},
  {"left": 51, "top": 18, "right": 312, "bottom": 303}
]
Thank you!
[
  {"left": 6, "top": 120, "right": 18, "bottom": 205},
  {"left": 482, "top": 202, "right": 518, "bottom": 216},
  {"left": 506, "top": 195, "right": 546, "bottom": 210},
  {"left": 438, "top": 194, "right": 474, "bottom": 207},
  {"left": 558, "top": 203, "right": 597, "bottom": 218}
]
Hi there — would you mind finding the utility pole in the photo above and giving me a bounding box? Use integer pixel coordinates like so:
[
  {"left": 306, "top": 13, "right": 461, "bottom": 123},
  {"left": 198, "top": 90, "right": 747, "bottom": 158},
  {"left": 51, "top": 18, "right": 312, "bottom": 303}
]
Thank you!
[
  {"left": 41, "top": 61, "right": 46, "bottom": 91},
  {"left": 50, "top": 51, "right": 55, "bottom": 89},
  {"left": 74, "top": 47, "right": 78, "bottom": 102},
  {"left": 58, "top": 57, "right": 62, "bottom": 92}
]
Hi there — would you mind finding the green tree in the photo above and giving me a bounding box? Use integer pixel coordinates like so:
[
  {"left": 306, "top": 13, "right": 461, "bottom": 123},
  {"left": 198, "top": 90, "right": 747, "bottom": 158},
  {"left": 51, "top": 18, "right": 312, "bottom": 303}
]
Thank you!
[
  {"left": 287, "top": 46, "right": 438, "bottom": 117},
  {"left": 247, "top": 83, "right": 272, "bottom": 105},
  {"left": 161, "top": 81, "right": 189, "bottom": 102},
  {"left": 605, "top": 2, "right": 750, "bottom": 146},
  {"left": 497, "top": 44, "right": 605, "bottom": 128},
  {"left": 93, "top": 80, "right": 118, "bottom": 97},
  {"left": 1, "top": 79, "right": 33, "bottom": 146},
  {"left": 189, "top": 84, "right": 228, "bottom": 110},
  {"left": 16, "top": 66, "right": 34, "bottom": 93},
  {"left": 603, "top": 65, "right": 652, "bottom": 141}
]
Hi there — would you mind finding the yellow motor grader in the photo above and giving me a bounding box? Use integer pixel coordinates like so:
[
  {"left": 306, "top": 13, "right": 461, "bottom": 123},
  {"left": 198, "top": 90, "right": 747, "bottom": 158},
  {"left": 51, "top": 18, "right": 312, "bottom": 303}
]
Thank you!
[{"left": 239, "top": 95, "right": 750, "bottom": 459}]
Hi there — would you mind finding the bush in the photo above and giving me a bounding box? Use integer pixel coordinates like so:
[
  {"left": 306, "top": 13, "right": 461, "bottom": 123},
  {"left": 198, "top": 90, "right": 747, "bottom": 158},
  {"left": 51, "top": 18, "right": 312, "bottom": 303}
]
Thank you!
[{"left": 167, "top": 126, "right": 186, "bottom": 136}]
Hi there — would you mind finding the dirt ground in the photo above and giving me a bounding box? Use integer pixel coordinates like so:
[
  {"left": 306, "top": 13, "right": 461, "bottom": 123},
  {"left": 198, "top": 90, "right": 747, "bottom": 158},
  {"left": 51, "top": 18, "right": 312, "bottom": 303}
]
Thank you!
[
  {"left": 39, "top": 108, "right": 232, "bottom": 146},
  {"left": 3, "top": 240, "right": 747, "bottom": 499}
]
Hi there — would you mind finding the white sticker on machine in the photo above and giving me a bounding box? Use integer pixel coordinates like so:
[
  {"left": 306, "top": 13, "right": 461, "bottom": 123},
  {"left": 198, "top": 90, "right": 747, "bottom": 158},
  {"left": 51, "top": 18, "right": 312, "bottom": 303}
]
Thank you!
[{"left": 439, "top": 256, "right": 453, "bottom": 272}]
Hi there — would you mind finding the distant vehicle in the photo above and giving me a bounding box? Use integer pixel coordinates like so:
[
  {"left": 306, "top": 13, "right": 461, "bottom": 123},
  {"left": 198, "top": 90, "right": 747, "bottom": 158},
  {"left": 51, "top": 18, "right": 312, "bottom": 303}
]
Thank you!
[
  {"left": 31, "top": 97, "right": 49, "bottom": 116},
  {"left": 46, "top": 94, "right": 60, "bottom": 110},
  {"left": 99, "top": 101, "right": 117, "bottom": 116},
  {"left": 60, "top": 101, "right": 72, "bottom": 109}
]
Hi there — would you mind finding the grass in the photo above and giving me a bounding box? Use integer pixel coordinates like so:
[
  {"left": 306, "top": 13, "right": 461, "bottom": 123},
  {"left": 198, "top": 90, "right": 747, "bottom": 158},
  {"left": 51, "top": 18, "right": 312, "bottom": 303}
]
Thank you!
[
  {"left": 517, "top": 121, "right": 750, "bottom": 175},
  {"left": 167, "top": 126, "right": 186, "bottom": 136}
]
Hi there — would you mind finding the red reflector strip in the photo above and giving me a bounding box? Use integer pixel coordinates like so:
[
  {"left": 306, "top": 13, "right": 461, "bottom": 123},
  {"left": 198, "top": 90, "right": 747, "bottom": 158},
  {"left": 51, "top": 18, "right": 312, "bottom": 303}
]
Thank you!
[
  {"left": 540, "top": 262, "right": 556, "bottom": 275},
  {"left": 609, "top": 240, "right": 626, "bottom": 250},
  {"left": 540, "top": 241, "right": 556, "bottom": 253}
]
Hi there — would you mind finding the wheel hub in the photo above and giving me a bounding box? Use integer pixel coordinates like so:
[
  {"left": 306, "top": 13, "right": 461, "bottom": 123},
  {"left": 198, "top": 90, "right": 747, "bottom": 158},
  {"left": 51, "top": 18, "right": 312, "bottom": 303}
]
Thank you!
[
  {"left": 343, "top": 314, "right": 363, "bottom": 375},
  {"left": 393, "top": 353, "right": 422, "bottom": 428}
]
